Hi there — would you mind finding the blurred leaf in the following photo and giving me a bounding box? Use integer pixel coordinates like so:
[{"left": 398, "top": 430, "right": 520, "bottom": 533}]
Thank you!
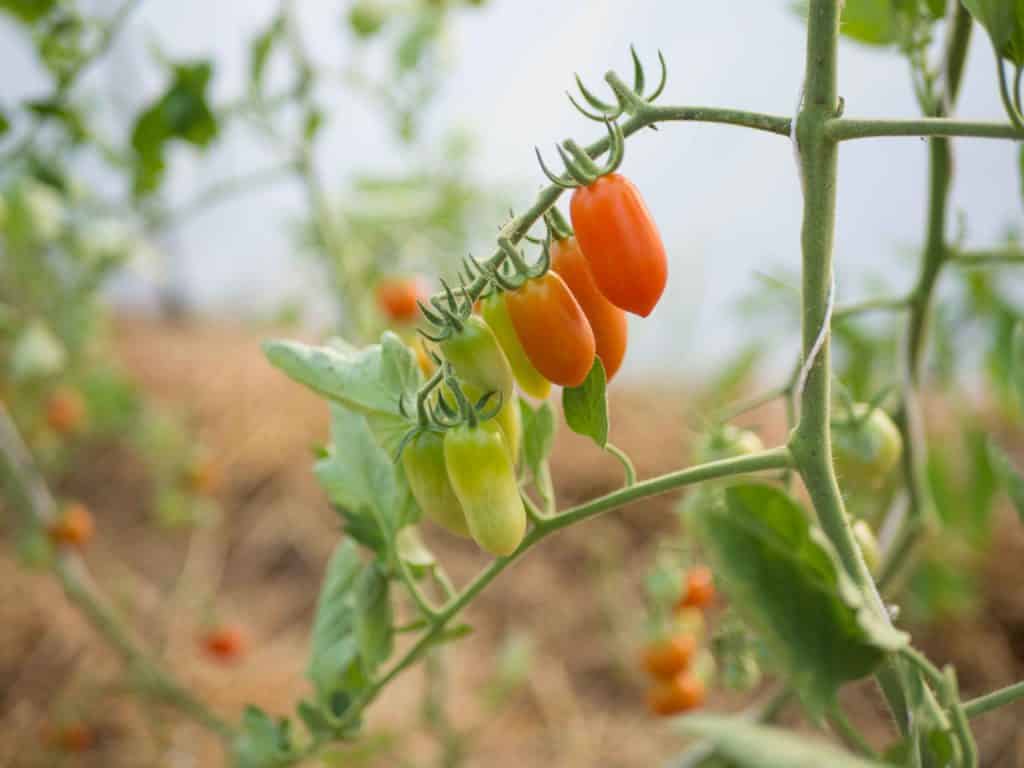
[
  {"left": 347, "top": 1, "right": 388, "bottom": 38},
  {"left": 986, "top": 305, "right": 1020, "bottom": 410},
  {"left": 10, "top": 320, "right": 65, "bottom": 379},
  {"left": 249, "top": 13, "right": 284, "bottom": 92},
  {"left": 303, "top": 106, "right": 324, "bottom": 142},
  {"left": 905, "top": 556, "right": 978, "bottom": 622},
  {"left": 233, "top": 706, "right": 295, "bottom": 768},
  {"left": 0, "top": 0, "right": 57, "bottom": 23},
  {"left": 26, "top": 98, "right": 86, "bottom": 142},
  {"left": 702, "top": 344, "right": 761, "bottom": 408},
  {"left": 354, "top": 561, "right": 393, "bottom": 673},
  {"left": 989, "top": 439, "right": 1024, "bottom": 524},
  {"left": 964, "top": 427, "right": 998, "bottom": 542},
  {"left": 519, "top": 399, "right": 555, "bottom": 482},
  {"left": 131, "top": 60, "right": 219, "bottom": 196},
  {"left": 0, "top": 108, "right": 10, "bottom": 136},
  {"left": 562, "top": 358, "right": 608, "bottom": 448},
  {"left": 1013, "top": 321, "right": 1024, "bottom": 409},
  {"left": 841, "top": 0, "right": 896, "bottom": 45},
  {"left": 1019, "top": 145, "right": 1024, "bottom": 209},
  {"left": 676, "top": 715, "right": 887, "bottom": 768},
  {"left": 684, "top": 484, "right": 907, "bottom": 717},
  {"left": 962, "top": 0, "right": 1024, "bottom": 66}
]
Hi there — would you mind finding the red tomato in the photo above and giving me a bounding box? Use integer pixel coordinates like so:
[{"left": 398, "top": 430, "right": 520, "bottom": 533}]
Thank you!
[
  {"left": 201, "top": 625, "right": 248, "bottom": 663},
  {"left": 376, "top": 277, "right": 426, "bottom": 323},
  {"left": 48, "top": 501, "right": 94, "bottom": 548},
  {"left": 570, "top": 173, "right": 667, "bottom": 317},
  {"left": 678, "top": 566, "right": 715, "bottom": 610},
  {"left": 647, "top": 673, "right": 706, "bottom": 717},
  {"left": 642, "top": 634, "right": 697, "bottom": 681},
  {"left": 551, "top": 236, "right": 628, "bottom": 380},
  {"left": 504, "top": 272, "right": 596, "bottom": 388}
]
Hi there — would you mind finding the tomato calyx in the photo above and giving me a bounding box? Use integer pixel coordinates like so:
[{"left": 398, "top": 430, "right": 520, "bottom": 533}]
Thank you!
[
  {"left": 536, "top": 118, "right": 625, "bottom": 190},
  {"left": 567, "top": 46, "right": 668, "bottom": 123}
]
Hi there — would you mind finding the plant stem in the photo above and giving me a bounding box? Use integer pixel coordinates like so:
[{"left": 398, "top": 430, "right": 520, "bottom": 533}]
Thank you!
[
  {"left": 832, "top": 295, "right": 911, "bottom": 320},
  {"left": 963, "top": 679, "right": 1024, "bottom": 718},
  {"left": 950, "top": 247, "right": 1024, "bottom": 266},
  {"left": 827, "top": 117, "right": 1024, "bottom": 141},
  {"left": 828, "top": 706, "right": 878, "bottom": 759},
  {"left": 0, "top": 407, "right": 235, "bottom": 742},
  {"left": 604, "top": 442, "right": 637, "bottom": 486}
]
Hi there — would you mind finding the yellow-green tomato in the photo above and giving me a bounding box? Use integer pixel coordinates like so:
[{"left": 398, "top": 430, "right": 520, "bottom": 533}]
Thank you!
[
  {"left": 440, "top": 315, "right": 514, "bottom": 407},
  {"left": 401, "top": 430, "right": 470, "bottom": 538},
  {"left": 832, "top": 404, "right": 903, "bottom": 489},
  {"left": 444, "top": 420, "right": 526, "bottom": 557},
  {"left": 481, "top": 293, "right": 552, "bottom": 401},
  {"left": 694, "top": 425, "right": 764, "bottom": 464},
  {"left": 443, "top": 382, "right": 521, "bottom": 464}
]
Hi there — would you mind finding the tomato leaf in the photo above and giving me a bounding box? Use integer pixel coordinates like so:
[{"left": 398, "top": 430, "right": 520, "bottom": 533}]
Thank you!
[
  {"left": 354, "top": 562, "right": 393, "bottom": 673},
  {"left": 520, "top": 399, "right": 555, "bottom": 481},
  {"left": 989, "top": 439, "right": 1024, "bottom": 524},
  {"left": 233, "top": 706, "right": 296, "bottom": 768},
  {"left": 676, "top": 715, "right": 890, "bottom": 768},
  {"left": 683, "top": 484, "right": 907, "bottom": 717},
  {"left": 840, "top": 0, "right": 896, "bottom": 46},
  {"left": 0, "top": 0, "right": 57, "bottom": 23},
  {"left": 249, "top": 13, "right": 284, "bottom": 92},
  {"left": 562, "top": 358, "right": 609, "bottom": 448},
  {"left": 961, "top": 0, "right": 1024, "bottom": 66}
]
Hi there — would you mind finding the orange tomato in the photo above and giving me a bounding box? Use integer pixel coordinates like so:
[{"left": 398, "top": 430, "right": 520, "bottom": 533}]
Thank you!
[
  {"left": 48, "top": 501, "right": 94, "bottom": 548},
  {"left": 376, "top": 277, "right": 426, "bottom": 323},
  {"left": 504, "top": 272, "right": 595, "bottom": 388},
  {"left": 570, "top": 173, "right": 667, "bottom": 318},
  {"left": 678, "top": 566, "right": 715, "bottom": 610},
  {"left": 45, "top": 387, "right": 86, "bottom": 434},
  {"left": 551, "top": 235, "right": 628, "bottom": 380},
  {"left": 201, "top": 624, "right": 248, "bottom": 663},
  {"left": 647, "top": 673, "right": 706, "bottom": 717},
  {"left": 642, "top": 633, "right": 697, "bottom": 681}
]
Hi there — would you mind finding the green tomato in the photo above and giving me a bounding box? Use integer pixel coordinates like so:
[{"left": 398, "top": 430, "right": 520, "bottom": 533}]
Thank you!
[
  {"left": 440, "top": 315, "right": 514, "bottom": 408},
  {"left": 444, "top": 420, "right": 526, "bottom": 557},
  {"left": 480, "top": 294, "right": 551, "bottom": 401},
  {"left": 694, "top": 425, "right": 763, "bottom": 464},
  {"left": 460, "top": 381, "right": 521, "bottom": 464},
  {"left": 832, "top": 404, "right": 903, "bottom": 489},
  {"left": 402, "top": 430, "right": 470, "bottom": 538}
]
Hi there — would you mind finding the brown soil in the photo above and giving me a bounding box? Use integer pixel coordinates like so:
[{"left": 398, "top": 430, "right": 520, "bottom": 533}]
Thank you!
[{"left": 1, "top": 317, "right": 1023, "bottom": 767}]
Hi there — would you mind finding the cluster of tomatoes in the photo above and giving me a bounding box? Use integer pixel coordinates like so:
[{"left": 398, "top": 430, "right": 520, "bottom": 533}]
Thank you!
[
  {"left": 642, "top": 566, "right": 715, "bottom": 717},
  {"left": 380, "top": 172, "right": 667, "bottom": 557}
]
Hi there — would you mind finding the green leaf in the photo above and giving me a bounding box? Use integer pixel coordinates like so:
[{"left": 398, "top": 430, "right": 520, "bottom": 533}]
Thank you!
[
  {"left": 962, "top": 0, "right": 1024, "bottom": 66},
  {"left": 232, "top": 706, "right": 295, "bottom": 768},
  {"left": 519, "top": 399, "right": 555, "bottom": 482},
  {"left": 249, "top": 14, "right": 284, "bottom": 92},
  {"left": 562, "top": 358, "right": 609, "bottom": 448},
  {"left": 840, "top": 0, "right": 896, "bottom": 46},
  {"left": 0, "top": 108, "right": 10, "bottom": 136},
  {"left": 989, "top": 439, "right": 1024, "bottom": 524},
  {"left": 0, "top": 0, "right": 57, "bottom": 23},
  {"left": 683, "top": 484, "right": 907, "bottom": 716},
  {"left": 354, "top": 562, "right": 392, "bottom": 673},
  {"left": 677, "top": 715, "right": 890, "bottom": 768}
]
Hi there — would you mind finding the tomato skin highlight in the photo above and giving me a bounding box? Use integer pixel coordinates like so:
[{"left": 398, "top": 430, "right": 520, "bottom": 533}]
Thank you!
[
  {"left": 440, "top": 315, "right": 514, "bottom": 406},
  {"left": 402, "top": 430, "right": 471, "bottom": 538},
  {"left": 480, "top": 293, "right": 552, "bottom": 399},
  {"left": 678, "top": 566, "right": 715, "bottom": 610},
  {"left": 570, "top": 173, "right": 667, "bottom": 318},
  {"left": 551, "top": 236, "right": 628, "bottom": 381},
  {"left": 376, "top": 277, "right": 426, "bottom": 323},
  {"left": 831, "top": 404, "right": 903, "bottom": 489},
  {"left": 443, "top": 420, "right": 526, "bottom": 557},
  {"left": 505, "top": 272, "right": 596, "bottom": 388},
  {"left": 647, "top": 673, "right": 706, "bottom": 716},
  {"left": 642, "top": 634, "right": 697, "bottom": 681}
]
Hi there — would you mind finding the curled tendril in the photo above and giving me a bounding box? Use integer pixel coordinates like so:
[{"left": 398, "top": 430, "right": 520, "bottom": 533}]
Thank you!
[{"left": 568, "top": 47, "right": 667, "bottom": 123}]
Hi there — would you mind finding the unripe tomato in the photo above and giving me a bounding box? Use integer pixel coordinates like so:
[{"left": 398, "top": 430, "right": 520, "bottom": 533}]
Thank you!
[
  {"left": 444, "top": 420, "right": 526, "bottom": 556},
  {"left": 642, "top": 634, "right": 697, "bottom": 681},
  {"left": 201, "top": 624, "right": 248, "bottom": 663},
  {"left": 647, "top": 673, "right": 706, "bottom": 716},
  {"left": 376, "top": 277, "right": 426, "bottom": 323},
  {"left": 678, "top": 566, "right": 715, "bottom": 610},
  {"left": 45, "top": 386, "right": 86, "bottom": 434},
  {"left": 443, "top": 381, "right": 521, "bottom": 463},
  {"left": 550, "top": 236, "right": 628, "bottom": 380},
  {"left": 48, "top": 501, "right": 94, "bottom": 548},
  {"left": 570, "top": 173, "right": 667, "bottom": 318},
  {"left": 505, "top": 272, "right": 596, "bottom": 388},
  {"left": 402, "top": 430, "right": 470, "bottom": 537},
  {"left": 440, "top": 315, "right": 514, "bottom": 407},
  {"left": 480, "top": 293, "right": 552, "bottom": 400},
  {"left": 694, "top": 425, "right": 763, "bottom": 464},
  {"left": 853, "top": 520, "right": 881, "bottom": 574},
  {"left": 832, "top": 404, "right": 903, "bottom": 489}
]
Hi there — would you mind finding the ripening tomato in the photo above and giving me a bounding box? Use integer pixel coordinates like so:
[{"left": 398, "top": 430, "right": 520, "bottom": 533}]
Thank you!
[
  {"left": 647, "top": 673, "right": 706, "bottom": 716},
  {"left": 505, "top": 272, "right": 595, "bottom": 388},
  {"left": 550, "top": 236, "right": 628, "bottom": 380},
  {"left": 570, "top": 173, "right": 667, "bottom": 317},
  {"left": 45, "top": 386, "right": 86, "bottom": 434},
  {"left": 642, "top": 634, "right": 697, "bottom": 681},
  {"left": 440, "top": 315, "right": 514, "bottom": 406},
  {"left": 402, "top": 429, "right": 470, "bottom": 537},
  {"left": 694, "top": 425, "right": 763, "bottom": 464},
  {"left": 201, "top": 624, "right": 248, "bottom": 663},
  {"left": 444, "top": 420, "right": 526, "bottom": 556},
  {"left": 678, "top": 566, "right": 715, "bottom": 610},
  {"left": 832, "top": 404, "right": 903, "bottom": 489},
  {"left": 376, "top": 277, "right": 426, "bottom": 323},
  {"left": 48, "top": 501, "right": 94, "bottom": 548},
  {"left": 481, "top": 293, "right": 552, "bottom": 400}
]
